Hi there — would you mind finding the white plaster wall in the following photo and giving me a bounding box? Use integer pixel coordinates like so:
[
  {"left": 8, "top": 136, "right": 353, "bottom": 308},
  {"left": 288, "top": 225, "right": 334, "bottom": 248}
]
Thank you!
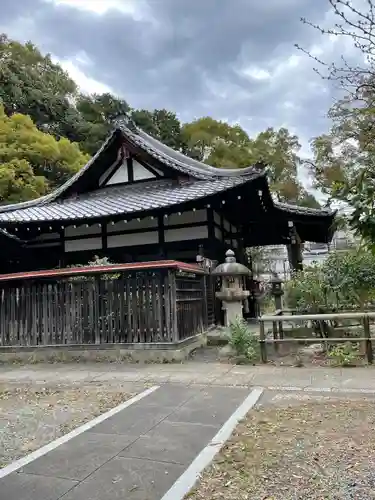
[
  {"left": 106, "top": 163, "right": 129, "bottom": 185},
  {"left": 65, "top": 237, "right": 102, "bottom": 252},
  {"left": 165, "top": 209, "right": 207, "bottom": 226},
  {"left": 165, "top": 225, "right": 208, "bottom": 243},
  {"left": 133, "top": 160, "right": 156, "bottom": 181},
  {"left": 107, "top": 231, "right": 158, "bottom": 248},
  {"left": 99, "top": 148, "right": 122, "bottom": 186},
  {"left": 215, "top": 226, "right": 222, "bottom": 240}
]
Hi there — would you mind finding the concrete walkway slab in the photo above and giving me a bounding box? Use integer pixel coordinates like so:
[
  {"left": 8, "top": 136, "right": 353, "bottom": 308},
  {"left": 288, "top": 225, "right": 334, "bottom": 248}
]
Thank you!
[
  {"left": 0, "top": 473, "right": 78, "bottom": 500},
  {"left": 0, "top": 384, "right": 252, "bottom": 500},
  {"left": 19, "top": 432, "right": 137, "bottom": 482},
  {"left": 120, "top": 420, "right": 218, "bottom": 465}
]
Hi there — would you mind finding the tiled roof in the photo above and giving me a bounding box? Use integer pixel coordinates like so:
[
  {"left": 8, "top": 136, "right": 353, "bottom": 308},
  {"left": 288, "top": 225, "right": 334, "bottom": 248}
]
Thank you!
[
  {"left": 274, "top": 201, "right": 335, "bottom": 217},
  {"left": 122, "top": 122, "right": 265, "bottom": 180},
  {"left": 0, "top": 176, "right": 259, "bottom": 224},
  {"left": 0, "top": 120, "right": 335, "bottom": 226},
  {"left": 0, "top": 123, "right": 265, "bottom": 214}
]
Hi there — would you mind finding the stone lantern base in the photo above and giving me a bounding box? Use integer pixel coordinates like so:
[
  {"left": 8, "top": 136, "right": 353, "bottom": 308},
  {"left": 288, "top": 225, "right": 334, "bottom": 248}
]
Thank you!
[
  {"left": 222, "top": 300, "right": 243, "bottom": 326},
  {"left": 216, "top": 290, "right": 250, "bottom": 327}
]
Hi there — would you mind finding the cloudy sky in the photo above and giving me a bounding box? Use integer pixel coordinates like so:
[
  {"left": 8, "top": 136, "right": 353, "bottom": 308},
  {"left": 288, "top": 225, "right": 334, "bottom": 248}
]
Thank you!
[{"left": 1, "top": 0, "right": 357, "bottom": 161}]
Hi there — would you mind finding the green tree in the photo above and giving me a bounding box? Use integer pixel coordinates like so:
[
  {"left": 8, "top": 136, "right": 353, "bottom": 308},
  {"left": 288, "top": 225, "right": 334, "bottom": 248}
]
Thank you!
[
  {"left": 76, "top": 93, "right": 130, "bottom": 154},
  {"left": 182, "top": 118, "right": 319, "bottom": 207},
  {"left": 298, "top": 1, "right": 375, "bottom": 242},
  {"left": 131, "top": 108, "right": 184, "bottom": 150},
  {"left": 0, "top": 34, "right": 82, "bottom": 141},
  {"left": 182, "top": 117, "right": 251, "bottom": 166},
  {"left": 0, "top": 105, "right": 89, "bottom": 202}
]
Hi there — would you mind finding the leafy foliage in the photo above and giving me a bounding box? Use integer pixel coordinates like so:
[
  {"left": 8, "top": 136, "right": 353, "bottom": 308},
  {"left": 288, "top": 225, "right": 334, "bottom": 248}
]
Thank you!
[
  {"left": 298, "top": 1, "right": 375, "bottom": 241},
  {"left": 328, "top": 342, "right": 359, "bottom": 367},
  {"left": 284, "top": 265, "right": 332, "bottom": 313},
  {"left": 182, "top": 118, "right": 319, "bottom": 207},
  {"left": 68, "top": 255, "right": 120, "bottom": 281},
  {"left": 227, "top": 316, "right": 259, "bottom": 364},
  {"left": 285, "top": 249, "right": 375, "bottom": 312},
  {"left": 76, "top": 93, "right": 131, "bottom": 154},
  {"left": 0, "top": 104, "right": 89, "bottom": 202},
  {"left": 0, "top": 34, "right": 321, "bottom": 208},
  {"left": 0, "top": 34, "right": 81, "bottom": 141},
  {"left": 132, "top": 109, "right": 184, "bottom": 151},
  {"left": 324, "top": 249, "right": 375, "bottom": 308}
]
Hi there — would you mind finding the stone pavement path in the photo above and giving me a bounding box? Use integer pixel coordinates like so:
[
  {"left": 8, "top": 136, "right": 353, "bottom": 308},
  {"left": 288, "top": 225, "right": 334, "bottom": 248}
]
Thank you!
[
  {"left": 2, "top": 362, "right": 375, "bottom": 392},
  {"left": 0, "top": 384, "right": 251, "bottom": 500}
]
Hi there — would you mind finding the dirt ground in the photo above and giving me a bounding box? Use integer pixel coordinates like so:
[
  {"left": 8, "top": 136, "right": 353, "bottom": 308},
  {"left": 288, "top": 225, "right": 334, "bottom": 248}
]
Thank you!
[
  {"left": 186, "top": 397, "right": 375, "bottom": 500},
  {"left": 0, "top": 382, "right": 141, "bottom": 468}
]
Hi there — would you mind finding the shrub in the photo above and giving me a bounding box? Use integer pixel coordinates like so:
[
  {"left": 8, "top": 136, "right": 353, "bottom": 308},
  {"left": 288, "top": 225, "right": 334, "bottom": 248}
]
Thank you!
[
  {"left": 68, "top": 255, "right": 120, "bottom": 281},
  {"left": 285, "top": 248, "right": 375, "bottom": 312},
  {"left": 284, "top": 264, "right": 334, "bottom": 313},
  {"left": 323, "top": 249, "right": 375, "bottom": 309},
  {"left": 328, "top": 342, "right": 359, "bottom": 367},
  {"left": 227, "top": 316, "right": 259, "bottom": 364}
]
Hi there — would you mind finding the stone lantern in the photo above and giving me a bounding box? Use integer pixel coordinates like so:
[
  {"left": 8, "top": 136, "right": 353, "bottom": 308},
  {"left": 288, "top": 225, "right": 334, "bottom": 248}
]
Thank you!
[
  {"left": 270, "top": 272, "right": 284, "bottom": 311},
  {"left": 212, "top": 249, "right": 251, "bottom": 326}
]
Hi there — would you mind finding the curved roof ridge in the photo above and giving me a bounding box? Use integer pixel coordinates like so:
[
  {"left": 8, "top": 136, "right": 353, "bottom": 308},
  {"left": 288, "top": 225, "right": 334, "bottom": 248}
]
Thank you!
[
  {"left": 122, "top": 122, "right": 264, "bottom": 178},
  {"left": 274, "top": 200, "right": 336, "bottom": 216},
  {"left": 0, "top": 131, "right": 118, "bottom": 213}
]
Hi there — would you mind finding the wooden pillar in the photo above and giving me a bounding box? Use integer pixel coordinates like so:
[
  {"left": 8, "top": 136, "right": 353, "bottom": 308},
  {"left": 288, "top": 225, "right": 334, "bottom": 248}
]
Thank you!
[
  {"left": 287, "top": 223, "right": 303, "bottom": 272},
  {"left": 158, "top": 215, "right": 165, "bottom": 259}
]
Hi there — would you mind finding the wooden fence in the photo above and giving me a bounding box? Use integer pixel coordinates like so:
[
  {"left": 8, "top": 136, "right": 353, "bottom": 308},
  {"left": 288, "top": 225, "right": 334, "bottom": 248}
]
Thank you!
[
  {"left": 0, "top": 260, "right": 213, "bottom": 347},
  {"left": 259, "top": 311, "right": 375, "bottom": 364}
]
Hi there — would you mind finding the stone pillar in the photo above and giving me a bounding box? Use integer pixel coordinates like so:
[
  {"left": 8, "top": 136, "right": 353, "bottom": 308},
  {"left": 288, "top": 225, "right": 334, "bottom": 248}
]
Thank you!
[{"left": 270, "top": 273, "right": 284, "bottom": 311}]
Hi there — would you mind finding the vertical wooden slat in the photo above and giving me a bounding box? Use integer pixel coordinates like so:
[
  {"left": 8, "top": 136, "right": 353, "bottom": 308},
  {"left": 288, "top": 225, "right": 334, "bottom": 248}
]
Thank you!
[
  {"left": 125, "top": 273, "right": 132, "bottom": 343},
  {"left": 131, "top": 274, "right": 138, "bottom": 343},
  {"left": 41, "top": 284, "right": 49, "bottom": 345},
  {"left": 9, "top": 286, "right": 16, "bottom": 344},
  {"left": 117, "top": 274, "right": 125, "bottom": 342},
  {"left": 163, "top": 271, "right": 171, "bottom": 342},
  {"left": 151, "top": 273, "right": 158, "bottom": 342},
  {"left": 5, "top": 287, "right": 11, "bottom": 345},
  {"left": 93, "top": 276, "right": 101, "bottom": 344},
  {"left": 158, "top": 272, "right": 165, "bottom": 341},
  {"left": 169, "top": 270, "right": 178, "bottom": 342},
  {"left": 37, "top": 283, "right": 44, "bottom": 345},
  {"left": 138, "top": 274, "right": 146, "bottom": 343},
  {"left": 107, "top": 279, "right": 114, "bottom": 344}
]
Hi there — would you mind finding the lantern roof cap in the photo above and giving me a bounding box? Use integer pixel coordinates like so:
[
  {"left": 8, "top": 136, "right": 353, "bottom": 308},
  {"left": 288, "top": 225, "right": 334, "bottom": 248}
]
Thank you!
[{"left": 212, "top": 249, "right": 251, "bottom": 276}]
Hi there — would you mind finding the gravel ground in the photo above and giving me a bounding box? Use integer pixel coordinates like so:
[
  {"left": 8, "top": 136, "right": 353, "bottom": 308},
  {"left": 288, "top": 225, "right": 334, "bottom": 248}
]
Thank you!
[
  {"left": 0, "top": 382, "right": 142, "bottom": 468},
  {"left": 186, "top": 398, "right": 375, "bottom": 500}
]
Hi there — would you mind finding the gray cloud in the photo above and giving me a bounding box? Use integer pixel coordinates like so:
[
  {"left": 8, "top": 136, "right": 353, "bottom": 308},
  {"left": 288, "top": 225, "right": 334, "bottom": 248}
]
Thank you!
[{"left": 0, "top": 0, "right": 353, "bottom": 150}]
